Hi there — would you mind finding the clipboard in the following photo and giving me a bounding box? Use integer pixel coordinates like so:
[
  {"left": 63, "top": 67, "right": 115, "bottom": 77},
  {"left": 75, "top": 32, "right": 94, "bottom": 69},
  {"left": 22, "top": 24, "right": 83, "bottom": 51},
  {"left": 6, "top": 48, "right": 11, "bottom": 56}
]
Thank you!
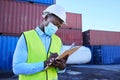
[{"left": 56, "top": 46, "right": 80, "bottom": 59}]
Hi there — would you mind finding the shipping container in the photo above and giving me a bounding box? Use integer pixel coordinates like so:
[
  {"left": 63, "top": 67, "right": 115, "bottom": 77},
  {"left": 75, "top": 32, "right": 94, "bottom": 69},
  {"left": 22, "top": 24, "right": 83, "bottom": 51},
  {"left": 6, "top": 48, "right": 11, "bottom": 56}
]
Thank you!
[
  {"left": 83, "top": 30, "right": 120, "bottom": 45},
  {"left": 87, "top": 45, "right": 120, "bottom": 64},
  {"left": 0, "top": 36, "right": 2, "bottom": 69},
  {"left": 16, "top": 0, "right": 56, "bottom": 5},
  {"left": 0, "top": 35, "right": 19, "bottom": 72},
  {"left": 56, "top": 28, "right": 82, "bottom": 45},
  {"left": 0, "top": 0, "right": 47, "bottom": 34},
  {"left": 0, "top": 1, "right": 82, "bottom": 35},
  {"left": 62, "top": 12, "right": 82, "bottom": 29}
]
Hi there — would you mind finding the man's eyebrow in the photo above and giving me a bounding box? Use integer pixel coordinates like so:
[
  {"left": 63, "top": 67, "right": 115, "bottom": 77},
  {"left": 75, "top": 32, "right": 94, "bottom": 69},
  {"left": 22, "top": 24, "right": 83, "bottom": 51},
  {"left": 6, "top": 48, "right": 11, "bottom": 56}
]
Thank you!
[{"left": 50, "top": 14, "right": 63, "bottom": 24}]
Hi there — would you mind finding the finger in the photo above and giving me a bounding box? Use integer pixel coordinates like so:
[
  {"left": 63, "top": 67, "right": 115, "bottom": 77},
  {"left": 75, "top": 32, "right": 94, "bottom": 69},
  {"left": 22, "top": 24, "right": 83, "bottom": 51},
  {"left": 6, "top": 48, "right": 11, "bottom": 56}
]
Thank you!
[
  {"left": 48, "top": 62, "right": 52, "bottom": 66},
  {"left": 54, "top": 60, "right": 62, "bottom": 65},
  {"left": 63, "top": 55, "right": 68, "bottom": 60},
  {"left": 50, "top": 59, "right": 54, "bottom": 63}
]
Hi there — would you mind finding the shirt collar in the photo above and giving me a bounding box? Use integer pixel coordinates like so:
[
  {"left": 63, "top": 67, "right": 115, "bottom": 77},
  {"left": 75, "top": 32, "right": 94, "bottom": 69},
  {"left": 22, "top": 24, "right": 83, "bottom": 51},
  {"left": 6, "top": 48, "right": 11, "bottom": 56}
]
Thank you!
[{"left": 35, "top": 26, "right": 44, "bottom": 36}]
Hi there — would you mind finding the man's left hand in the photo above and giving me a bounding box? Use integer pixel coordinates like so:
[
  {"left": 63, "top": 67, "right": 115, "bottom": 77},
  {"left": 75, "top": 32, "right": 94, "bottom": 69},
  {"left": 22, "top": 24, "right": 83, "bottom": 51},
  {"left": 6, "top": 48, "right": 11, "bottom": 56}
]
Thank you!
[{"left": 52, "top": 55, "right": 68, "bottom": 70}]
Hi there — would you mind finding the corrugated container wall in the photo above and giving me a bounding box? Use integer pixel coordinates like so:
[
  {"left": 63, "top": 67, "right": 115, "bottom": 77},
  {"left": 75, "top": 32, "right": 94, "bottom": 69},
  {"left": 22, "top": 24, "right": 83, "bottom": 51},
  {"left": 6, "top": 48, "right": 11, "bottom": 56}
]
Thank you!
[
  {"left": 56, "top": 28, "right": 82, "bottom": 45},
  {"left": 62, "top": 12, "right": 82, "bottom": 29},
  {"left": 0, "top": 0, "right": 47, "bottom": 35},
  {"left": 83, "top": 30, "right": 120, "bottom": 45},
  {"left": 0, "top": 35, "right": 19, "bottom": 72},
  {"left": 87, "top": 45, "right": 120, "bottom": 64},
  {"left": 16, "top": 0, "right": 56, "bottom": 5},
  {"left": 0, "top": 0, "right": 82, "bottom": 35}
]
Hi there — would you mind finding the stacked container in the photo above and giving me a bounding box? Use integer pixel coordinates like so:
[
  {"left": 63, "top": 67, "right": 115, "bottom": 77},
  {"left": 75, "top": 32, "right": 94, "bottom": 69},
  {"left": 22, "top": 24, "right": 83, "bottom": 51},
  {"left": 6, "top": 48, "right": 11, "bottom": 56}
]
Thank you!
[
  {"left": 83, "top": 30, "right": 120, "bottom": 64},
  {"left": 83, "top": 30, "right": 120, "bottom": 45},
  {"left": 0, "top": 35, "right": 19, "bottom": 72},
  {"left": 16, "top": 0, "right": 56, "bottom": 5},
  {"left": 0, "top": 0, "right": 48, "bottom": 34},
  {"left": 88, "top": 45, "right": 120, "bottom": 64},
  {"left": 0, "top": 0, "right": 54, "bottom": 73},
  {"left": 56, "top": 12, "right": 82, "bottom": 45}
]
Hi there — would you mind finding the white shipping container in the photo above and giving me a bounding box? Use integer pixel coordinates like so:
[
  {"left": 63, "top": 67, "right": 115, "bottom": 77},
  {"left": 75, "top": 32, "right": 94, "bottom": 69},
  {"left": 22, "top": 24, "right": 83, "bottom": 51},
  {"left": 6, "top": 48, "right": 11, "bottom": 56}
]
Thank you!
[{"left": 60, "top": 45, "right": 92, "bottom": 64}]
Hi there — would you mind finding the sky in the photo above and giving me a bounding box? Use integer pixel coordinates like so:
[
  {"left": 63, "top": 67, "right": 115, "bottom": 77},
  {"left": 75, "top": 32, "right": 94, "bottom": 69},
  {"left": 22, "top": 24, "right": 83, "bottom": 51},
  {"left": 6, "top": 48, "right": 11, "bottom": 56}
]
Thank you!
[{"left": 56, "top": 0, "right": 120, "bottom": 32}]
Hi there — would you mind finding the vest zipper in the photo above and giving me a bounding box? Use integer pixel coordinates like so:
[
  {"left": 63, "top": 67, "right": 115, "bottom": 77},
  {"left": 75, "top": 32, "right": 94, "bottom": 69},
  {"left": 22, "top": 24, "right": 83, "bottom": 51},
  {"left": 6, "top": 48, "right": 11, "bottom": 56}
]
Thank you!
[
  {"left": 46, "top": 37, "right": 52, "bottom": 80},
  {"left": 46, "top": 70, "right": 48, "bottom": 80}
]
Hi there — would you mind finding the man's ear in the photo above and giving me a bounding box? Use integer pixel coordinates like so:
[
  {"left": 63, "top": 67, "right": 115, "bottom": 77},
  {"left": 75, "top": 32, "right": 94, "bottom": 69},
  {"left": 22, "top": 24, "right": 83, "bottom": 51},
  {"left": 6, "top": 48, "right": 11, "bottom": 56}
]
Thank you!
[{"left": 44, "top": 15, "right": 48, "bottom": 21}]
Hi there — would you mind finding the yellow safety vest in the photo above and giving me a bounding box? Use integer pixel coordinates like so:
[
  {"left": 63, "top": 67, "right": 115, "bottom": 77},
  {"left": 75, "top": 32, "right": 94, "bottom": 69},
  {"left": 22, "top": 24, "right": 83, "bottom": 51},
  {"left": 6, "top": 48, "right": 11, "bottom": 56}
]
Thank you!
[{"left": 19, "top": 30, "right": 62, "bottom": 80}]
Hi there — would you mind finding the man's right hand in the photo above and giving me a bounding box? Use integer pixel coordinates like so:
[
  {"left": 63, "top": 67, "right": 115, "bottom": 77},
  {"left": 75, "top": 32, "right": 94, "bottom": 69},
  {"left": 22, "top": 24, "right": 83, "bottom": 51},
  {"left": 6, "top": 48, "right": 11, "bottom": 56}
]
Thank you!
[{"left": 44, "top": 53, "right": 58, "bottom": 68}]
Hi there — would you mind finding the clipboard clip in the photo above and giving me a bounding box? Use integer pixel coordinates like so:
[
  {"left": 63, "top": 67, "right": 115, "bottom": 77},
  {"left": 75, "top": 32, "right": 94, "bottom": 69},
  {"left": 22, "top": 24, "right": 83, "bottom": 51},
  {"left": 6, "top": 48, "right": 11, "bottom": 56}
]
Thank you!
[{"left": 69, "top": 42, "right": 75, "bottom": 50}]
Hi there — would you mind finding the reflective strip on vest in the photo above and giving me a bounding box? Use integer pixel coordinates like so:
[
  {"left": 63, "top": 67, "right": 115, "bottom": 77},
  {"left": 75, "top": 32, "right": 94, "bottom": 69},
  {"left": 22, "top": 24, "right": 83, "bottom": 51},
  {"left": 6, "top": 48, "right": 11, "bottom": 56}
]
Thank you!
[{"left": 19, "top": 30, "right": 62, "bottom": 80}]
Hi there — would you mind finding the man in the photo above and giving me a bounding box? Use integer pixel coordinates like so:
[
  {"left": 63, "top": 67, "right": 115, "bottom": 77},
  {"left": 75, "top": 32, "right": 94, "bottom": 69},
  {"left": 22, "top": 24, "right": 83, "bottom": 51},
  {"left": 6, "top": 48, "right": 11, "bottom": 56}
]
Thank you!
[{"left": 12, "top": 4, "right": 67, "bottom": 80}]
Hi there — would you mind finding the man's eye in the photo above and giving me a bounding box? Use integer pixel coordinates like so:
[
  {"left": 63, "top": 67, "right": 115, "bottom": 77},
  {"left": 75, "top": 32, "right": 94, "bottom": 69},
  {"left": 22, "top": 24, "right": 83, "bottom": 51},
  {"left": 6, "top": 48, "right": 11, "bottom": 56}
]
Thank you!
[
  {"left": 54, "top": 23, "right": 57, "bottom": 26},
  {"left": 53, "top": 22, "right": 61, "bottom": 28}
]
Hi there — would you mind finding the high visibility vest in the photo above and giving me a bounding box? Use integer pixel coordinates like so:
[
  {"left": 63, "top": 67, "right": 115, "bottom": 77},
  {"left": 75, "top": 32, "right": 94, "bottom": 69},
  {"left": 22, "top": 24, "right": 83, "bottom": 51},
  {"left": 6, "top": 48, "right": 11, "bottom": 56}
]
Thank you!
[{"left": 19, "top": 30, "right": 62, "bottom": 80}]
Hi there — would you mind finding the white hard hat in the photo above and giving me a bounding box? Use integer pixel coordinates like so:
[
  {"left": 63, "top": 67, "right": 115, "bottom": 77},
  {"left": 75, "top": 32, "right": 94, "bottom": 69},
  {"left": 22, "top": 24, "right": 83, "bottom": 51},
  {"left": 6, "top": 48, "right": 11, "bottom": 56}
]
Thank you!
[{"left": 42, "top": 4, "right": 66, "bottom": 24}]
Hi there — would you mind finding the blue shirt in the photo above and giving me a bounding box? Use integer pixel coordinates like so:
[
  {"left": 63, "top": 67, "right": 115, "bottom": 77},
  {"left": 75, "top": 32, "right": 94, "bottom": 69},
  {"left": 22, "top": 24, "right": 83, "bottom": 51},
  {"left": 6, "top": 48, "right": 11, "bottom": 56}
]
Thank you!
[{"left": 12, "top": 27, "right": 51, "bottom": 75}]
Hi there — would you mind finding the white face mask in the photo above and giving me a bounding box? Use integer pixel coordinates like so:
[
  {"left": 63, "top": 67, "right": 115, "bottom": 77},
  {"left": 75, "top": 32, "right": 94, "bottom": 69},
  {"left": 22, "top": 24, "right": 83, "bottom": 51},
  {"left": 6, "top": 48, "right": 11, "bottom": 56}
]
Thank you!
[{"left": 44, "top": 22, "right": 58, "bottom": 36}]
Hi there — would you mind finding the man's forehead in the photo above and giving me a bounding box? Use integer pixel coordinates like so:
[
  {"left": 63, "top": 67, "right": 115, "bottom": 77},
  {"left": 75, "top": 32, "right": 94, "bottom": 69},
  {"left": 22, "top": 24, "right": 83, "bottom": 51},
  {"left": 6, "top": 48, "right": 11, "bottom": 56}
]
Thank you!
[{"left": 48, "top": 14, "right": 63, "bottom": 24}]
